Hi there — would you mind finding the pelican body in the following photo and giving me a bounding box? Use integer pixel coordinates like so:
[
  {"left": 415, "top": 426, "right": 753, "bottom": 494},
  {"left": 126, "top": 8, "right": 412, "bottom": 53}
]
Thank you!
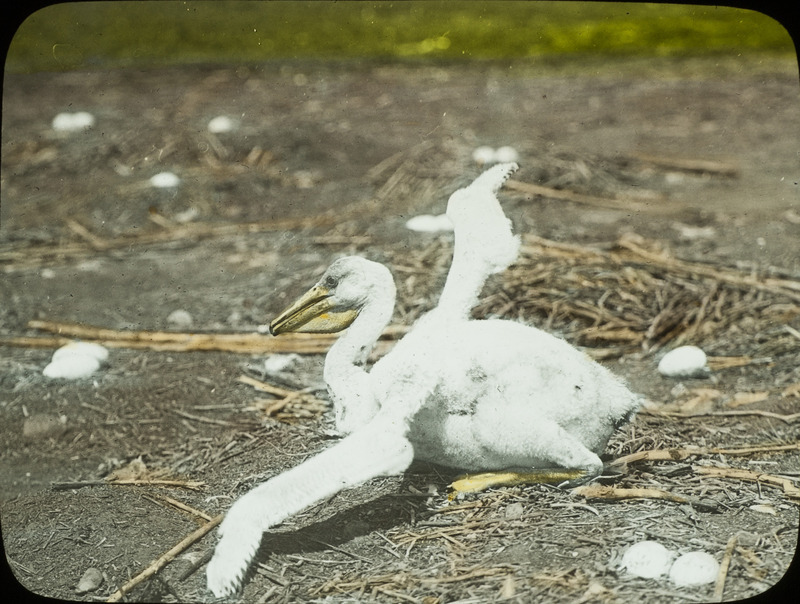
[
  {"left": 206, "top": 163, "right": 640, "bottom": 597},
  {"left": 273, "top": 256, "right": 636, "bottom": 471}
]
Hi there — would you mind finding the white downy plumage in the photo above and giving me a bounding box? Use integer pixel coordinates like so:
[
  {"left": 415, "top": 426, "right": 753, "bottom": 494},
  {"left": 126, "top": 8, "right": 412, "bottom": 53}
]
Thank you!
[{"left": 206, "top": 163, "right": 641, "bottom": 597}]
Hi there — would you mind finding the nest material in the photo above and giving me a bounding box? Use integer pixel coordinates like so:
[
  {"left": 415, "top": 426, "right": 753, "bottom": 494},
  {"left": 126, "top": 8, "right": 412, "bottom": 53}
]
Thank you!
[{"left": 394, "top": 231, "right": 800, "bottom": 361}]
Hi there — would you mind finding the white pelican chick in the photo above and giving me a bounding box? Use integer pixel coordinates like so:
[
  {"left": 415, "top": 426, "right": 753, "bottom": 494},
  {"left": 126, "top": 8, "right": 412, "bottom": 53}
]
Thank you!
[{"left": 206, "top": 165, "right": 641, "bottom": 597}]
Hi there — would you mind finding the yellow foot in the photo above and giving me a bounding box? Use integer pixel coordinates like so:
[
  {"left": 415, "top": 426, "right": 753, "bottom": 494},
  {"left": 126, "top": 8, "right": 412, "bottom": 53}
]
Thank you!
[{"left": 448, "top": 469, "right": 586, "bottom": 499}]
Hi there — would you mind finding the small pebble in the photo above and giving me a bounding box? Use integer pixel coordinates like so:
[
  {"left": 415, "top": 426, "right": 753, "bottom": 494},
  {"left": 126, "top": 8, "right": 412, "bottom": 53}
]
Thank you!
[
  {"left": 52, "top": 111, "right": 95, "bottom": 132},
  {"left": 75, "top": 567, "right": 104, "bottom": 594},
  {"left": 620, "top": 540, "right": 673, "bottom": 579},
  {"left": 264, "top": 353, "right": 301, "bottom": 374},
  {"left": 174, "top": 207, "right": 200, "bottom": 223},
  {"left": 749, "top": 503, "right": 777, "bottom": 515},
  {"left": 23, "top": 414, "right": 68, "bottom": 440},
  {"left": 293, "top": 170, "right": 316, "bottom": 189},
  {"left": 405, "top": 214, "right": 453, "bottom": 233},
  {"left": 106, "top": 456, "right": 148, "bottom": 481},
  {"left": 669, "top": 551, "right": 719, "bottom": 586},
  {"left": 166, "top": 551, "right": 206, "bottom": 583},
  {"left": 504, "top": 502, "right": 524, "bottom": 520},
  {"left": 149, "top": 171, "right": 181, "bottom": 188},
  {"left": 167, "top": 309, "right": 193, "bottom": 329},
  {"left": 658, "top": 345, "right": 709, "bottom": 378},
  {"left": 673, "top": 223, "right": 717, "bottom": 240}
]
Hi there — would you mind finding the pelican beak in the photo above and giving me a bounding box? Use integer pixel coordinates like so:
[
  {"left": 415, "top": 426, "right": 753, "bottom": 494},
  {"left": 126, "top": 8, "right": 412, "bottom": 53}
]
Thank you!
[{"left": 269, "top": 285, "right": 358, "bottom": 335}]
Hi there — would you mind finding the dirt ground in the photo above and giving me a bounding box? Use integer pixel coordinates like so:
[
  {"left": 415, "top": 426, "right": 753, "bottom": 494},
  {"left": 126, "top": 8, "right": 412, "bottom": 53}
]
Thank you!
[{"left": 1, "top": 56, "right": 799, "bottom": 603}]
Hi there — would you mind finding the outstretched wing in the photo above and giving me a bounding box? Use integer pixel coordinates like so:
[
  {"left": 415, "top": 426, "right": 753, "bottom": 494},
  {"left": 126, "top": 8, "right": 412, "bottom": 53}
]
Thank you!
[
  {"left": 206, "top": 416, "right": 414, "bottom": 597},
  {"left": 437, "top": 162, "right": 520, "bottom": 318}
]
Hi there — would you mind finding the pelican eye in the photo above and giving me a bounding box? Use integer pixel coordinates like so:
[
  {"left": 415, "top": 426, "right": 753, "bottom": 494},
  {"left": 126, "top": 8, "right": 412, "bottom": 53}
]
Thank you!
[{"left": 323, "top": 275, "right": 337, "bottom": 289}]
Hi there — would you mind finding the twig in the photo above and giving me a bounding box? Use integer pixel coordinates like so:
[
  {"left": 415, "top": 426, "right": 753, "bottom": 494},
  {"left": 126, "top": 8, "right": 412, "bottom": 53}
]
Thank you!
[
  {"left": 109, "top": 478, "right": 206, "bottom": 490},
  {"left": 239, "top": 375, "right": 329, "bottom": 421},
  {"left": 418, "top": 566, "right": 511, "bottom": 585},
  {"left": 608, "top": 441, "right": 800, "bottom": 469},
  {"left": 373, "top": 586, "right": 420, "bottom": 603},
  {"left": 311, "top": 235, "right": 374, "bottom": 246},
  {"left": 521, "top": 232, "right": 800, "bottom": 303},
  {"left": 714, "top": 534, "right": 738, "bottom": 602},
  {"left": 707, "top": 356, "right": 773, "bottom": 371},
  {"left": 551, "top": 501, "right": 601, "bottom": 516},
  {"left": 712, "top": 442, "right": 800, "bottom": 456},
  {"left": 52, "top": 478, "right": 205, "bottom": 490},
  {"left": 309, "top": 539, "right": 372, "bottom": 563},
  {"left": 692, "top": 466, "right": 800, "bottom": 499},
  {"left": 0, "top": 319, "right": 408, "bottom": 355},
  {"left": 238, "top": 374, "right": 295, "bottom": 397},
  {"left": 708, "top": 409, "right": 800, "bottom": 423},
  {"left": 65, "top": 219, "right": 111, "bottom": 251},
  {"left": 2, "top": 216, "right": 339, "bottom": 271},
  {"left": 613, "top": 234, "right": 800, "bottom": 302},
  {"left": 21, "top": 319, "right": 337, "bottom": 354},
  {"left": 0, "top": 335, "right": 76, "bottom": 350},
  {"left": 51, "top": 480, "right": 107, "bottom": 490},
  {"left": 641, "top": 407, "right": 800, "bottom": 424},
  {"left": 519, "top": 234, "right": 610, "bottom": 261},
  {"left": 142, "top": 493, "right": 215, "bottom": 521},
  {"left": 106, "top": 514, "right": 222, "bottom": 602},
  {"left": 506, "top": 179, "right": 663, "bottom": 212},
  {"left": 173, "top": 409, "right": 246, "bottom": 427},
  {"left": 571, "top": 483, "right": 690, "bottom": 505},
  {"left": 608, "top": 447, "right": 701, "bottom": 468},
  {"left": 632, "top": 153, "right": 739, "bottom": 177}
]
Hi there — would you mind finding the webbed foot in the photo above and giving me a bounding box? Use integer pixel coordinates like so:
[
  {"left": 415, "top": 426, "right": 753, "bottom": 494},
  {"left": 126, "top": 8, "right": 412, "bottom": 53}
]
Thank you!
[
  {"left": 206, "top": 507, "right": 263, "bottom": 597},
  {"left": 448, "top": 468, "right": 590, "bottom": 499}
]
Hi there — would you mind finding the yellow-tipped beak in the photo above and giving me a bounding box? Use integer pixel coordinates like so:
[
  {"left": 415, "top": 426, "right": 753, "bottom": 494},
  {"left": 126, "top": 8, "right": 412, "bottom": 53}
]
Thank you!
[{"left": 269, "top": 285, "right": 358, "bottom": 335}]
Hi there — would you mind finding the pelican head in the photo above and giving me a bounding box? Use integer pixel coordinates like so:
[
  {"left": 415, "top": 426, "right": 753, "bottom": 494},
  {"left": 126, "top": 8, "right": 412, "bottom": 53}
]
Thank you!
[{"left": 269, "top": 256, "right": 395, "bottom": 335}]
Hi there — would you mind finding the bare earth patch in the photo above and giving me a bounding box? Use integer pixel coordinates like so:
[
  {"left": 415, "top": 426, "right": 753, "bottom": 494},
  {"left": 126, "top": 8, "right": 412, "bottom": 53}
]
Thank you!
[{"left": 1, "top": 57, "right": 799, "bottom": 602}]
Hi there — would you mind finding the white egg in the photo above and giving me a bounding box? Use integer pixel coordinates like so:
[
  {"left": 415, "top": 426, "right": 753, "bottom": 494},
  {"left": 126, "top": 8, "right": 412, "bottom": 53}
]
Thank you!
[
  {"left": 207, "top": 115, "right": 237, "bottom": 133},
  {"left": 658, "top": 345, "right": 709, "bottom": 378},
  {"left": 52, "top": 111, "right": 95, "bottom": 132},
  {"left": 620, "top": 541, "right": 674, "bottom": 579},
  {"left": 149, "top": 171, "right": 181, "bottom": 188},
  {"left": 471, "top": 146, "right": 496, "bottom": 165},
  {"left": 494, "top": 146, "right": 519, "bottom": 163},
  {"left": 167, "top": 309, "right": 194, "bottom": 328},
  {"left": 669, "top": 551, "right": 719, "bottom": 586},
  {"left": 405, "top": 214, "right": 454, "bottom": 233},
  {"left": 52, "top": 342, "right": 109, "bottom": 363},
  {"left": 44, "top": 355, "right": 101, "bottom": 379},
  {"left": 51, "top": 114, "right": 74, "bottom": 130}
]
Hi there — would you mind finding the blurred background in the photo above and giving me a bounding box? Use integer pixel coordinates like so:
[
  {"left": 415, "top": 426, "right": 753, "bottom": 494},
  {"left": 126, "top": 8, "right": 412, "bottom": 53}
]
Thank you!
[{"left": 6, "top": 1, "right": 796, "bottom": 73}]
